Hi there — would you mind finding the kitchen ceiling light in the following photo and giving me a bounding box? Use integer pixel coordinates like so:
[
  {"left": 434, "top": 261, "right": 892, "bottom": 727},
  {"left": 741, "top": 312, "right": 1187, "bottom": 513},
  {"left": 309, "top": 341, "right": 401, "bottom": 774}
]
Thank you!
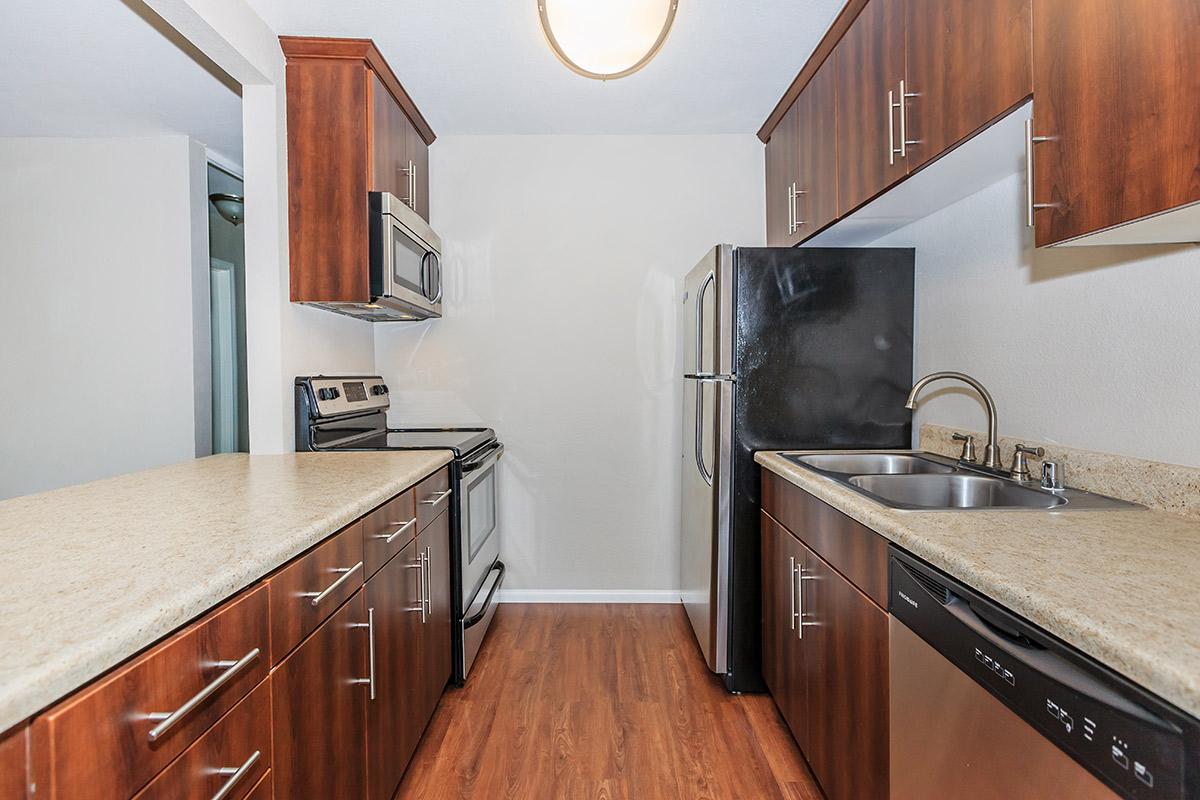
[
  {"left": 209, "top": 193, "right": 244, "bottom": 226},
  {"left": 537, "top": 0, "right": 679, "bottom": 81}
]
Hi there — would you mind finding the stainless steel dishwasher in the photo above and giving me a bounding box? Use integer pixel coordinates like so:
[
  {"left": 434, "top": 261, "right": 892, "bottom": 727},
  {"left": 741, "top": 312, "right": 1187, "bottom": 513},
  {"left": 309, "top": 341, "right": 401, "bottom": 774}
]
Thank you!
[{"left": 888, "top": 548, "right": 1199, "bottom": 800}]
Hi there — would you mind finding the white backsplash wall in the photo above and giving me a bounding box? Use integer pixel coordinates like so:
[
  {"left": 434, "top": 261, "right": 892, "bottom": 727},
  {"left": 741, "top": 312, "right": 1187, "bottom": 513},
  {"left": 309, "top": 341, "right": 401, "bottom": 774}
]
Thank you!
[
  {"left": 870, "top": 172, "right": 1200, "bottom": 467},
  {"left": 374, "top": 135, "right": 765, "bottom": 596},
  {"left": 0, "top": 137, "right": 211, "bottom": 499}
]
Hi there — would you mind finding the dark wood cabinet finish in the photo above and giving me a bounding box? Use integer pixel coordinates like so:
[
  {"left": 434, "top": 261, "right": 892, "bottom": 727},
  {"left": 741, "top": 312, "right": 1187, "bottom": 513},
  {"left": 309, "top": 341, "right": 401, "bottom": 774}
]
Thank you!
[
  {"left": 418, "top": 510, "right": 452, "bottom": 714},
  {"left": 765, "top": 100, "right": 801, "bottom": 247},
  {"left": 834, "top": 0, "right": 907, "bottom": 215},
  {"left": 761, "top": 471, "right": 888, "bottom": 607},
  {"left": 266, "top": 520, "right": 364, "bottom": 665},
  {"left": 244, "top": 771, "right": 272, "bottom": 800},
  {"left": 760, "top": 512, "right": 809, "bottom": 755},
  {"left": 904, "top": 0, "right": 1031, "bottom": 172},
  {"left": 30, "top": 585, "right": 269, "bottom": 800},
  {"left": 281, "top": 36, "right": 435, "bottom": 305},
  {"left": 0, "top": 725, "right": 25, "bottom": 800},
  {"left": 1032, "top": 0, "right": 1200, "bottom": 245},
  {"left": 800, "top": 539, "right": 889, "bottom": 800},
  {"left": 271, "top": 590, "right": 369, "bottom": 800},
  {"left": 363, "top": 487, "right": 418, "bottom": 580},
  {"left": 794, "top": 58, "right": 840, "bottom": 238},
  {"left": 365, "top": 538, "right": 425, "bottom": 800},
  {"left": 414, "top": 468, "right": 451, "bottom": 533},
  {"left": 133, "top": 679, "right": 271, "bottom": 800}
]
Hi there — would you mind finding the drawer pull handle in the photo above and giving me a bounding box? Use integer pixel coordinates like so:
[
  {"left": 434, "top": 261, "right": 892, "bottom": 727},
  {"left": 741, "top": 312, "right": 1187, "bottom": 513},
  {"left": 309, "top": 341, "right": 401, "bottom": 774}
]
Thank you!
[
  {"left": 375, "top": 518, "right": 416, "bottom": 544},
  {"left": 302, "top": 561, "right": 364, "bottom": 607},
  {"left": 210, "top": 750, "right": 261, "bottom": 800},
  {"left": 419, "top": 489, "right": 453, "bottom": 507},
  {"left": 146, "top": 649, "right": 261, "bottom": 742}
]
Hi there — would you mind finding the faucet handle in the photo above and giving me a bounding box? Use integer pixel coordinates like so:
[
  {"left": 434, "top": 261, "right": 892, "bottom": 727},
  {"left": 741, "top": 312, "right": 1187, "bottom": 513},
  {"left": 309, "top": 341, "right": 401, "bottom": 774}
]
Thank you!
[
  {"left": 1009, "top": 444, "right": 1045, "bottom": 481},
  {"left": 951, "top": 432, "right": 977, "bottom": 463},
  {"left": 1041, "top": 460, "right": 1064, "bottom": 491}
]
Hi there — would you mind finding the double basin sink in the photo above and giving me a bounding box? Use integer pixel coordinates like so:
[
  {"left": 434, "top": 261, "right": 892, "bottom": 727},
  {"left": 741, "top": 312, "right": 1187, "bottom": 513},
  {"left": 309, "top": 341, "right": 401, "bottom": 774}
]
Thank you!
[{"left": 784, "top": 451, "right": 1139, "bottom": 511}]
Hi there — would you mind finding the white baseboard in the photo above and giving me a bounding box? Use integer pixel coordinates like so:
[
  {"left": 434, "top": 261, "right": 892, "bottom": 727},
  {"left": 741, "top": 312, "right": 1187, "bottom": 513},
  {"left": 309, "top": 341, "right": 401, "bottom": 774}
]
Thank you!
[{"left": 495, "top": 589, "right": 680, "bottom": 604}]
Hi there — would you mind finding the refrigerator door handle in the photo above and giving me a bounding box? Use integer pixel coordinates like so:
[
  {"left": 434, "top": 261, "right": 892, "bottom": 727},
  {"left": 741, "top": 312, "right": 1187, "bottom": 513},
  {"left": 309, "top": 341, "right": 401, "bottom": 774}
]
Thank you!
[
  {"left": 694, "top": 271, "right": 715, "bottom": 374},
  {"left": 694, "top": 385, "right": 713, "bottom": 486},
  {"left": 684, "top": 372, "right": 736, "bottom": 382},
  {"left": 691, "top": 270, "right": 717, "bottom": 486}
]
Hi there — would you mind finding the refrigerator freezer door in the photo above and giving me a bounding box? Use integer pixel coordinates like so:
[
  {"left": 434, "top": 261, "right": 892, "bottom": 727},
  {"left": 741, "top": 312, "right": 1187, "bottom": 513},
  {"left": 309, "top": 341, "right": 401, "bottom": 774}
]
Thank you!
[{"left": 680, "top": 246, "right": 735, "bottom": 674}]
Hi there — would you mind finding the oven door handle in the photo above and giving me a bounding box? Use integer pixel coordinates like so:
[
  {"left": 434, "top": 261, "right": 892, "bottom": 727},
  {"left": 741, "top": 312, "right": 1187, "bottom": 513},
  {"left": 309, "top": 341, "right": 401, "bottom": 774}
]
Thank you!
[
  {"left": 463, "top": 442, "right": 504, "bottom": 473},
  {"left": 462, "top": 561, "right": 505, "bottom": 628}
]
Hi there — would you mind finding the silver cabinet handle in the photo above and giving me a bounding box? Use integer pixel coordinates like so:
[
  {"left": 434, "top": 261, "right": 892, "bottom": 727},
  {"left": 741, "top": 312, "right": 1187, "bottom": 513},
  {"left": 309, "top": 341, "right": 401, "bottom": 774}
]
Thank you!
[
  {"left": 407, "top": 554, "right": 427, "bottom": 622},
  {"left": 888, "top": 88, "right": 897, "bottom": 165},
  {"left": 792, "top": 183, "right": 807, "bottom": 230},
  {"left": 146, "top": 648, "right": 261, "bottom": 742},
  {"left": 302, "top": 561, "right": 363, "bottom": 607},
  {"left": 423, "top": 547, "right": 432, "bottom": 616},
  {"left": 350, "top": 608, "right": 377, "bottom": 699},
  {"left": 419, "top": 489, "right": 453, "bottom": 507},
  {"left": 795, "top": 562, "right": 804, "bottom": 640},
  {"left": 210, "top": 750, "right": 261, "bottom": 800},
  {"left": 375, "top": 518, "right": 416, "bottom": 544},
  {"left": 786, "top": 183, "right": 794, "bottom": 236},
  {"left": 1025, "top": 118, "right": 1055, "bottom": 227},
  {"left": 789, "top": 556, "right": 797, "bottom": 631},
  {"left": 898, "top": 79, "right": 918, "bottom": 158}
]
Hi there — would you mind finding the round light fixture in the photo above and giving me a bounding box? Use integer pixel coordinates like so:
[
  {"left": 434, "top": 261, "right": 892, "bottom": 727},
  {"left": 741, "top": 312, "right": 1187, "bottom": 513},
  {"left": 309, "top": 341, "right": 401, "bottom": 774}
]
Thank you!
[
  {"left": 209, "top": 193, "right": 244, "bottom": 226},
  {"left": 537, "top": 0, "right": 679, "bottom": 81}
]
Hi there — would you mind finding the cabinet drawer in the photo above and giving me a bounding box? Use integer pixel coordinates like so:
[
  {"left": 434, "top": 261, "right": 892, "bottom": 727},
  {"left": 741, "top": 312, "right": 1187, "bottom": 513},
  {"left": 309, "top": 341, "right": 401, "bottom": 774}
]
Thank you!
[
  {"left": 133, "top": 678, "right": 271, "bottom": 800},
  {"left": 267, "top": 521, "right": 364, "bottom": 664},
  {"left": 31, "top": 585, "right": 269, "bottom": 800},
  {"left": 363, "top": 489, "right": 417, "bottom": 579},
  {"left": 414, "top": 468, "right": 451, "bottom": 532}
]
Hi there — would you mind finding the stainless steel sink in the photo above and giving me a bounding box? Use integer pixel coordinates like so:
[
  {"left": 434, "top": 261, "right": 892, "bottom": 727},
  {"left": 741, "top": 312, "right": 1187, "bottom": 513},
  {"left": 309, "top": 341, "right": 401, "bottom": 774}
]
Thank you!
[
  {"left": 785, "top": 452, "right": 956, "bottom": 476},
  {"left": 848, "top": 474, "right": 1067, "bottom": 510}
]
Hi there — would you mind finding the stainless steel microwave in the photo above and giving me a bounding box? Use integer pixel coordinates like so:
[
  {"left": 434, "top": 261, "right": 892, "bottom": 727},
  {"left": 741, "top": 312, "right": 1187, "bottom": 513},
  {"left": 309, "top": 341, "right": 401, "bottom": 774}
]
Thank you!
[{"left": 365, "top": 191, "right": 443, "bottom": 320}]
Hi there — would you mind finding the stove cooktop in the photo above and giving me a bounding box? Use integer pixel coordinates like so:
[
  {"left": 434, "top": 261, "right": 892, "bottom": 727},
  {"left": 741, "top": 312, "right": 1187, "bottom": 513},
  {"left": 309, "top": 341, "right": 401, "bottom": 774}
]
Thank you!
[{"left": 333, "top": 427, "right": 495, "bottom": 458}]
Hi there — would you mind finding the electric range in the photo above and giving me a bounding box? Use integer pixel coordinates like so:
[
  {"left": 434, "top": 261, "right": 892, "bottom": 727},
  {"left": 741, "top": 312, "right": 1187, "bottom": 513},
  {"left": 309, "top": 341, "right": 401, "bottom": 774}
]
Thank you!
[{"left": 295, "top": 375, "right": 504, "bottom": 683}]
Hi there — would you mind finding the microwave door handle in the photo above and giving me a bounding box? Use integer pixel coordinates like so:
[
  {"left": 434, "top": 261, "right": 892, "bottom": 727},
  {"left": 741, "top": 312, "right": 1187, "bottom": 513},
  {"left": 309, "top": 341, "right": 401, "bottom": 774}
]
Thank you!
[{"left": 428, "top": 251, "right": 443, "bottom": 303}]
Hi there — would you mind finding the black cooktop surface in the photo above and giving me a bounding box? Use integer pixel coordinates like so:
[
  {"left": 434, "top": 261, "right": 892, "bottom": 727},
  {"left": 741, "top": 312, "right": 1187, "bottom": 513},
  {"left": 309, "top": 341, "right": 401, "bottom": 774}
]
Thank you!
[{"left": 331, "top": 427, "right": 495, "bottom": 457}]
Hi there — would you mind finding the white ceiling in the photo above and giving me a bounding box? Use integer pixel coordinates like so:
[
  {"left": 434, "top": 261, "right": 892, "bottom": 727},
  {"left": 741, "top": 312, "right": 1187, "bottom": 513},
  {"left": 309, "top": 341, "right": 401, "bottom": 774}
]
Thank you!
[
  {"left": 247, "top": 0, "right": 846, "bottom": 135},
  {"left": 1, "top": 0, "right": 243, "bottom": 168}
]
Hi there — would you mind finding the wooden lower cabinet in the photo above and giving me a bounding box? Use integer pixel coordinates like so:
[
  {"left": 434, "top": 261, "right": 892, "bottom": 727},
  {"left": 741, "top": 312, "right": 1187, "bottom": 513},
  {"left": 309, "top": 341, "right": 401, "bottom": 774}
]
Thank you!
[
  {"left": 272, "top": 591, "right": 370, "bottom": 800},
  {"left": 761, "top": 505, "right": 889, "bottom": 800},
  {"left": 0, "top": 725, "right": 25, "bottom": 800},
  {"left": 418, "top": 511, "right": 452, "bottom": 714}
]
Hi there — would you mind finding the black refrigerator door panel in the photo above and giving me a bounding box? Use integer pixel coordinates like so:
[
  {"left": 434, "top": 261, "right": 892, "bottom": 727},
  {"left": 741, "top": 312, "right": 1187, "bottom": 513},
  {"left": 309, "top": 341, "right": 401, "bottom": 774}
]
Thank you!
[{"left": 724, "top": 247, "right": 914, "bottom": 693}]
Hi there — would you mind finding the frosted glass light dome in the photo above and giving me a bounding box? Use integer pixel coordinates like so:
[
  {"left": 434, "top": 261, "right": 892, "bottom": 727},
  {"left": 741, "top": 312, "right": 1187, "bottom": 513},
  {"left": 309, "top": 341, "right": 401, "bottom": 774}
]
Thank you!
[{"left": 537, "top": 0, "right": 679, "bottom": 81}]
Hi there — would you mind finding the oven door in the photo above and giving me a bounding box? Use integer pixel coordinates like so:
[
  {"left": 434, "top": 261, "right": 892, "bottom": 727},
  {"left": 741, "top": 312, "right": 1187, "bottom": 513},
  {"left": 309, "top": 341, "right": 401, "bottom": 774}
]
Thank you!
[
  {"left": 369, "top": 191, "right": 443, "bottom": 319},
  {"left": 459, "top": 442, "right": 504, "bottom": 676}
]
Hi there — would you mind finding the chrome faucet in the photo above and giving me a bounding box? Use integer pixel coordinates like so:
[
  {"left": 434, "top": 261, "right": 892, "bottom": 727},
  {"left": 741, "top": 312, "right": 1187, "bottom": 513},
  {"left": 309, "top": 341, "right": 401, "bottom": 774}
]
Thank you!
[{"left": 905, "top": 372, "right": 1001, "bottom": 469}]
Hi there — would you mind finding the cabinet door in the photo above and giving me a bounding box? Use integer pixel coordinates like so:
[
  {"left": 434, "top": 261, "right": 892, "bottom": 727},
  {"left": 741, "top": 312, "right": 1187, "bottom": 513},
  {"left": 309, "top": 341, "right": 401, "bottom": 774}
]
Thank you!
[
  {"left": 760, "top": 513, "right": 809, "bottom": 754},
  {"left": 370, "top": 72, "right": 408, "bottom": 201},
  {"left": 272, "top": 591, "right": 369, "bottom": 800},
  {"left": 764, "top": 101, "right": 800, "bottom": 247},
  {"left": 406, "top": 121, "right": 430, "bottom": 222},
  {"left": 905, "top": 0, "right": 1031, "bottom": 171},
  {"left": 0, "top": 725, "right": 25, "bottom": 800},
  {"left": 366, "top": 539, "right": 425, "bottom": 800},
  {"left": 418, "top": 510, "right": 452, "bottom": 716},
  {"left": 835, "top": 0, "right": 907, "bottom": 215},
  {"left": 802, "top": 543, "right": 889, "bottom": 800},
  {"left": 793, "top": 58, "right": 839, "bottom": 239},
  {"left": 1032, "top": 0, "right": 1200, "bottom": 245}
]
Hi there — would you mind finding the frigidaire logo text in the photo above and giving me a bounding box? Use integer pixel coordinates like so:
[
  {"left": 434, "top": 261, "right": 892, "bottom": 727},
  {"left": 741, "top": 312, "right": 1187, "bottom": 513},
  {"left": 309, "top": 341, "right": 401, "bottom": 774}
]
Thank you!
[{"left": 898, "top": 589, "right": 919, "bottom": 609}]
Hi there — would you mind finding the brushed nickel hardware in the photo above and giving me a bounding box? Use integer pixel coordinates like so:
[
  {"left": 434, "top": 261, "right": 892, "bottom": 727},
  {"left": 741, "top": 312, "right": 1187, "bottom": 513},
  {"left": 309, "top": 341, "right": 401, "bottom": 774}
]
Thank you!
[
  {"left": 146, "top": 648, "right": 261, "bottom": 742},
  {"left": 792, "top": 183, "right": 807, "bottom": 231},
  {"left": 407, "top": 554, "right": 427, "bottom": 622},
  {"left": 400, "top": 160, "right": 417, "bottom": 210},
  {"left": 898, "top": 80, "right": 919, "bottom": 158},
  {"left": 421, "top": 548, "right": 432, "bottom": 617},
  {"left": 1025, "top": 119, "right": 1055, "bottom": 227},
  {"left": 349, "top": 608, "right": 377, "bottom": 699},
  {"left": 302, "top": 561, "right": 363, "bottom": 607},
  {"left": 789, "top": 556, "right": 797, "bottom": 631},
  {"left": 419, "top": 489, "right": 453, "bottom": 507},
  {"left": 375, "top": 518, "right": 416, "bottom": 544},
  {"left": 1009, "top": 444, "right": 1045, "bottom": 482},
  {"left": 786, "top": 184, "right": 795, "bottom": 235},
  {"left": 906, "top": 372, "right": 1001, "bottom": 469},
  {"left": 1041, "top": 460, "right": 1065, "bottom": 491},
  {"left": 888, "top": 89, "right": 898, "bottom": 165},
  {"left": 210, "top": 750, "right": 261, "bottom": 800},
  {"left": 692, "top": 270, "right": 716, "bottom": 487},
  {"left": 952, "top": 432, "right": 978, "bottom": 463},
  {"left": 797, "top": 566, "right": 817, "bottom": 639}
]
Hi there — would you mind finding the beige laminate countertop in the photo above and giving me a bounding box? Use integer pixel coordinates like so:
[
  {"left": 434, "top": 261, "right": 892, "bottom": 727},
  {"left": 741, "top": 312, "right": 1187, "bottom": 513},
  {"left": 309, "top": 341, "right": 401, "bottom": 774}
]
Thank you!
[
  {"left": 0, "top": 451, "right": 452, "bottom": 733},
  {"left": 756, "top": 451, "right": 1200, "bottom": 720}
]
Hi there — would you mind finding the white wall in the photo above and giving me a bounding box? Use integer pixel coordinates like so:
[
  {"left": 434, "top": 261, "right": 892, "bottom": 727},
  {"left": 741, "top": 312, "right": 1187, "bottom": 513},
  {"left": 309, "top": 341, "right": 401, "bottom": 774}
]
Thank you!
[
  {"left": 871, "top": 173, "right": 1200, "bottom": 466},
  {"left": 374, "top": 135, "right": 764, "bottom": 595},
  {"left": 0, "top": 136, "right": 210, "bottom": 499}
]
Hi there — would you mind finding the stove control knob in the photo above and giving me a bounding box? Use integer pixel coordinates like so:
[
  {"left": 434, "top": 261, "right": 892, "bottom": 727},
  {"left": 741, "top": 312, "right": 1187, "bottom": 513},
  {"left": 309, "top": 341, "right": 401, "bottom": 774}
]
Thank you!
[
  {"left": 317, "top": 387, "right": 341, "bottom": 401},
  {"left": 371, "top": 384, "right": 390, "bottom": 396}
]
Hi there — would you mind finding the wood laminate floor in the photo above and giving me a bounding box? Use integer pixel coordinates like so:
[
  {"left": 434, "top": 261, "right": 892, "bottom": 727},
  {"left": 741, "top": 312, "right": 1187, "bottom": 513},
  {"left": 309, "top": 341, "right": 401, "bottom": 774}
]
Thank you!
[{"left": 396, "top": 604, "right": 823, "bottom": 800}]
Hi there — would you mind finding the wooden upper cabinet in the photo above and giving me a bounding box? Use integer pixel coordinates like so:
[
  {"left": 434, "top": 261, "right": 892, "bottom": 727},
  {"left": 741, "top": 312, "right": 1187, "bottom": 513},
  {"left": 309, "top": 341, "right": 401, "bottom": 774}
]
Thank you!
[
  {"left": 764, "top": 101, "right": 800, "bottom": 246},
  {"left": 280, "top": 36, "right": 435, "bottom": 305},
  {"left": 835, "top": 0, "right": 907, "bottom": 216},
  {"left": 1032, "top": 0, "right": 1200, "bottom": 246},
  {"left": 793, "top": 58, "right": 839, "bottom": 239},
  {"left": 904, "top": 0, "right": 1031, "bottom": 172}
]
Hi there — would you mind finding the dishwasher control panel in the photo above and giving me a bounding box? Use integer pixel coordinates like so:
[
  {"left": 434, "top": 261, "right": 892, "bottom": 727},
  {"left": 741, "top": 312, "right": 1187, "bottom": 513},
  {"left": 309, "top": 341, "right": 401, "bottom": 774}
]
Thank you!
[{"left": 889, "top": 549, "right": 1197, "bottom": 800}]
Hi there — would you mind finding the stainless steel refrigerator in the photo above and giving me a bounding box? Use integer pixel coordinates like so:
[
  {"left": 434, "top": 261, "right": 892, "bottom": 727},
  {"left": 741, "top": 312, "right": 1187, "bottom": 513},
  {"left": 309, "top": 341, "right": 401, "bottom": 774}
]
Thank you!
[{"left": 680, "top": 245, "right": 914, "bottom": 693}]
